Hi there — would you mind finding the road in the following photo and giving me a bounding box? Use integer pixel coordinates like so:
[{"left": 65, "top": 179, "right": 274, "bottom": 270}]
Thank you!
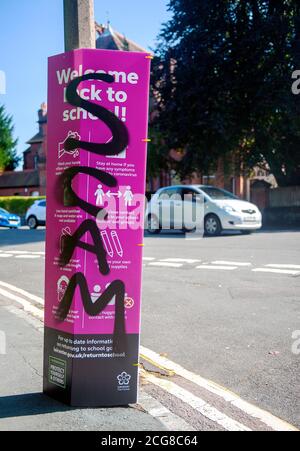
[{"left": 0, "top": 227, "right": 299, "bottom": 431}]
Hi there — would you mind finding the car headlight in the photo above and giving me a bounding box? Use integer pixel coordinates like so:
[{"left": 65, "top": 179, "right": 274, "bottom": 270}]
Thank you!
[{"left": 222, "top": 205, "right": 237, "bottom": 213}]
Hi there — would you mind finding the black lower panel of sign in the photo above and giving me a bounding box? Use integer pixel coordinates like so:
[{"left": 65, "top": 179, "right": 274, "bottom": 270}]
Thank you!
[{"left": 43, "top": 327, "right": 140, "bottom": 407}]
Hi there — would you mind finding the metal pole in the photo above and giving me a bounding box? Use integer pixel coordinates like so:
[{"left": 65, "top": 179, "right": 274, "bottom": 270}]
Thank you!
[{"left": 63, "top": 0, "right": 96, "bottom": 51}]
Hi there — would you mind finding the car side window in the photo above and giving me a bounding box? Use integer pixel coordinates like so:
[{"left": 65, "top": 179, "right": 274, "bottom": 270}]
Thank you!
[
  {"left": 158, "top": 189, "right": 181, "bottom": 201},
  {"left": 181, "top": 188, "right": 200, "bottom": 202},
  {"left": 39, "top": 201, "right": 46, "bottom": 207}
]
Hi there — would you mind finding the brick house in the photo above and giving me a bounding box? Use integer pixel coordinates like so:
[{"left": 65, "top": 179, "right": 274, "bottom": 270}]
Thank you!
[{"left": 0, "top": 103, "right": 47, "bottom": 196}]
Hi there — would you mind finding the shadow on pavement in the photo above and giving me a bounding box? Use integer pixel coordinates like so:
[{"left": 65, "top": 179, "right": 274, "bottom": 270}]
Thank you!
[
  {"left": 145, "top": 228, "right": 300, "bottom": 239},
  {"left": 0, "top": 229, "right": 45, "bottom": 246},
  {"left": 144, "top": 230, "right": 242, "bottom": 239},
  {"left": 0, "top": 393, "right": 73, "bottom": 419},
  {"left": 259, "top": 227, "right": 300, "bottom": 234}
]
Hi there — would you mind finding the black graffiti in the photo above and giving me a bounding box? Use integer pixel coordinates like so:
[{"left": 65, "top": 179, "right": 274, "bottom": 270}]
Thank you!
[
  {"left": 59, "top": 219, "right": 109, "bottom": 276},
  {"left": 58, "top": 73, "right": 129, "bottom": 350},
  {"left": 64, "top": 73, "right": 129, "bottom": 156},
  {"left": 56, "top": 273, "right": 126, "bottom": 352}
]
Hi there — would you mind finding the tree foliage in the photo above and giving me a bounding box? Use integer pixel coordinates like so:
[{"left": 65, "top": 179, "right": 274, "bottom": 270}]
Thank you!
[
  {"left": 0, "top": 105, "right": 19, "bottom": 171},
  {"left": 153, "top": 0, "right": 300, "bottom": 186}
]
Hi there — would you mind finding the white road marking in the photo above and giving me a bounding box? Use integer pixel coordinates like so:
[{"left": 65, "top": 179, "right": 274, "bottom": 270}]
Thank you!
[
  {"left": 185, "top": 237, "right": 203, "bottom": 241},
  {"left": 212, "top": 261, "right": 252, "bottom": 267},
  {"left": 0, "top": 254, "right": 12, "bottom": 258},
  {"left": 143, "top": 257, "right": 156, "bottom": 261},
  {"left": 4, "top": 304, "right": 44, "bottom": 332},
  {"left": 0, "top": 281, "right": 44, "bottom": 306},
  {"left": 253, "top": 268, "right": 300, "bottom": 276},
  {"left": 140, "top": 346, "right": 298, "bottom": 432},
  {"left": 161, "top": 258, "right": 201, "bottom": 264},
  {"left": 149, "top": 262, "right": 184, "bottom": 268},
  {"left": 138, "top": 390, "right": 195, "bottom": 431},
  {"left": 0, "top": 287, "right": 44, "bottom": 320},
  {"left": 142, "top": 370, "right": 251, "bottom": 431},
  {"left": 265, "top": 264, "right": 300, "bottom": 270},
  {"left": 15, "top": 255, "right": 41, "bottom": 259},
  {"left": 196, "top": 265, "right": 237, "bottom": 271},
  {"left": 1, "top": 281, "right": 298, "bottom": 431},
  {"left": 0, "top": 250, "right": 45, "bottom": 256},
  {"left": 5, "top": 251, "right": 30, "bottom": 255}
]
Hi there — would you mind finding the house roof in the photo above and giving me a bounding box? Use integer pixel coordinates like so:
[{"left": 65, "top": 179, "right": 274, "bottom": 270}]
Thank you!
[
  {"left": 27, "top": 131, "right": 44, "bottom": 145},
  {"left": 0, "top": 170, "right": 39, "bottom": 189},
  {"left": 96, "top": 23, "right": 148, "bottom": 53}
]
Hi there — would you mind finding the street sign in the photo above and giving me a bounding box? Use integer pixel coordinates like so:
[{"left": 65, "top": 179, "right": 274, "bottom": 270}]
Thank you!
[{"left": 43, "top": 49, "right": 151, "bottom": 406}]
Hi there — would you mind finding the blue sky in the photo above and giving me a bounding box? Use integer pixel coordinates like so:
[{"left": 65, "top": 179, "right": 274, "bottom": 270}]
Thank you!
[{"left": 0, "top": 0, "right": 170, "bottom": 165}]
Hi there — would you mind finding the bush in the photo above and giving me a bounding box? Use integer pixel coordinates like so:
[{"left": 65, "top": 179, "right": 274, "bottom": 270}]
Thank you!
[{"left": 0, "top": 196, "right": 46, "bottom": 216}]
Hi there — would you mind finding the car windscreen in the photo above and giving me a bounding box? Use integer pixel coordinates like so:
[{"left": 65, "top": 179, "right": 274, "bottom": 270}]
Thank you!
[
  {"left": 200, "top": 187, "right": 238, "bottom": 200},
  {"left": 0, "top": 208, "right": 8, "bottom": 215}
]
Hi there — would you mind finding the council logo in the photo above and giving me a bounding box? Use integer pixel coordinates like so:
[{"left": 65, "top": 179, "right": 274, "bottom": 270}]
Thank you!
[{"left": 117, "top": 372, "right": 131, "bottom": 391}]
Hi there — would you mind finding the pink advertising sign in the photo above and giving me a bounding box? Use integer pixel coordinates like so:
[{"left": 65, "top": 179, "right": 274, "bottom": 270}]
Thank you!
[{"left": 43, "top": 49, "right": 151, "bottom": 406}]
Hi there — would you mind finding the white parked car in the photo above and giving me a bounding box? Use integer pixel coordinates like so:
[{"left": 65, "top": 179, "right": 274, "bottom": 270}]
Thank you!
[
  {"left": 25, "top": 200, "right": 46, "bottom": 229},
  {"left": 146, "top": 185, "right": 262, "bottom": 236}
]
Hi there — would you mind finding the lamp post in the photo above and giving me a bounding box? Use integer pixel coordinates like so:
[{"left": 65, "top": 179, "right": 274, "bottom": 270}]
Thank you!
[{"left": 63, "top": 0, "right": 96, "bottom": 51}]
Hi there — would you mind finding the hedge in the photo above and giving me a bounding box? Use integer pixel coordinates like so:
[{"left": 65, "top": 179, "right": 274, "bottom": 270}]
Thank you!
[{"left": 0, "top": 196, "right": 46, "bottom": 216}]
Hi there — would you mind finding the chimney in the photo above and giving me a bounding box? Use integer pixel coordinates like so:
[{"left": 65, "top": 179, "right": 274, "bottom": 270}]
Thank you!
[{"left": 38, "top": 103, "right": 47, "bottom": 135}]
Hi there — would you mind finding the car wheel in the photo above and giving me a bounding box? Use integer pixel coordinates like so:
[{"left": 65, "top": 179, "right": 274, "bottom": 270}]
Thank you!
[
  {"left": 27, "top": 216, "right": 38, "bottom": 230},
  {"left": 204, "top": 214, "right": 222, "bottom": 237},
  {"left": 147, "top": 215, "right": 161, "bottom": 235}
]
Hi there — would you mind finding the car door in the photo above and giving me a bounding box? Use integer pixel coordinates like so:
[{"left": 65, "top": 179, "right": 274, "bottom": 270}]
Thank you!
[
  {"left": 179, "top": 187, "right": 204, "bottom": 230},
  {"left": 158, "top": 187, "right": 181, "bottom": 230}
]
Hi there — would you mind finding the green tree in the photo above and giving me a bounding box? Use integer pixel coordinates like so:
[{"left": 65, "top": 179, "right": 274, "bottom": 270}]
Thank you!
[
  {"left": 0, "top": 105, "right": 19, "bottom": 171},
  {"left": 153, "top": 0, "right": 300, "bottom": 186},
  {"left": 147, "top": 124, "right": 172, "bottom": 179}
]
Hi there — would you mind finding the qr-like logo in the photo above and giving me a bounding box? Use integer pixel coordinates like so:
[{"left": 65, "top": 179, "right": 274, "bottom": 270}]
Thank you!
[
  {"left": 0, "top": 331, "right": 6, "bottom": 355},
  {"left": 117, "top": 371, "right": 131, "bottom": 386},
  {"left": 0, "top": 71, "right": 6, "bottom": 95}
]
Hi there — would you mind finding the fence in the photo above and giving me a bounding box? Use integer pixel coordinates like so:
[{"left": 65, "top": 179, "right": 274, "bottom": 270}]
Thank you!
[
  {"left": 269, "top": 186, "right": 300, "bottom": 208},
  {"left": 251, "top": 183, "right": 300, "bottom": 227}
]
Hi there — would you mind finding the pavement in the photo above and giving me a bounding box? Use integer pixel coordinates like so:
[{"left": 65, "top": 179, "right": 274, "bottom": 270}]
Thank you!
[{"left": 0, "top": 227, "right": 299, "bottom": 431}]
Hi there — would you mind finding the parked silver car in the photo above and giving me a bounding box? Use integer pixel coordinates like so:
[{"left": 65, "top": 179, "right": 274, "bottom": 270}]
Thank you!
[{"left": 146, "top": 185, "right": 262, "bottom": 236}]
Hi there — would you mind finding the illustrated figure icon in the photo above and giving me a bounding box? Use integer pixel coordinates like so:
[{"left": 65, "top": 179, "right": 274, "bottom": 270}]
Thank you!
[
  {"left": 91, "top": 285, "right": 102, "bottom": 304},
  {"left": 124, "top": 186, "right": 134, "bottom": 207},
  {"left": 57, "top": 276, "right": 70, "bottom": 303},
  {"left": 58, "top": 131, "right": 81, "bottom": 159},
  {"left": 95, "top": 184, "right": 105, "bottom": 206},
  {"left": 111, "top": 231, "right": 123, "bottom": 258},
  {"left": 101, "top": 230, "right": 123, "bottom": 258},
  {"left": 105, "top": 283, "right": 116, "bottom": 306},
  {"left": 101, "top": 230, "right": 114, "bottom": 257},
  {"left": 60, "top": 226, "right": 72, "bottom": 254},
  {"left": 124, "top": 294, "right": 134, "bottom": 310}
]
